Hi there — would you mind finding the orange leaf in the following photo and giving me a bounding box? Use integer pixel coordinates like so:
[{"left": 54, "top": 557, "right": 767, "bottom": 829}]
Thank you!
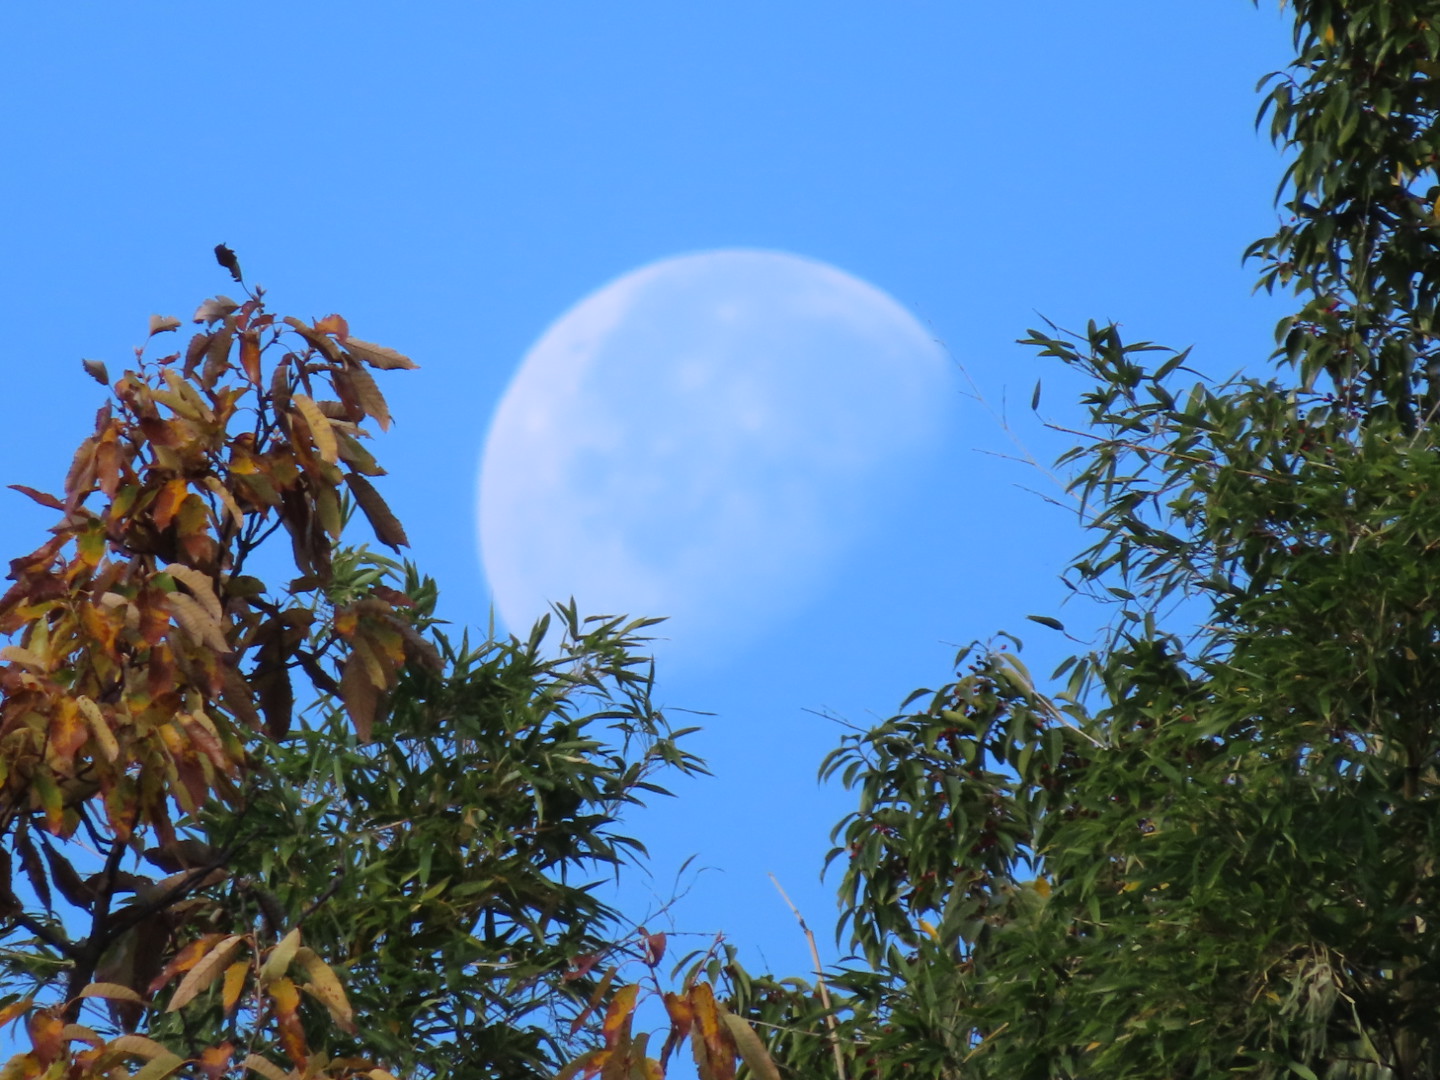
[
  {"left": 28, "top": 1011, "right": 63, "bottom": 1067},
  {"left": 239, "top": 331, "right": 262, "bottom": 386},
  {"left": 0, "top": 1000, "right": 32, "bottom": 1030},
  {"left": 313, "top": 314, "right": 350, "bottom": 341},
  {"left": 199, "top": 1041, "right": 234, "bottom": 1080},
  {"left": 148, "top": 934, "right": 224, "bottom": 996},
  {"left": 602, "top": 984, "right": 638, "bottom": 1049},
  {"left": 168, "top": 935, "right": 244, "bottom": 1012},
  {"left": 268, "top": 977, "right": 308, "bottom": 1068}
]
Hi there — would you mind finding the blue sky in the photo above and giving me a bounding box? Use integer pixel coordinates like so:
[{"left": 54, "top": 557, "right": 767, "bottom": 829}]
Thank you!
[{"left": 2, "top": 0, "right": 1296, "bottom": 1054}]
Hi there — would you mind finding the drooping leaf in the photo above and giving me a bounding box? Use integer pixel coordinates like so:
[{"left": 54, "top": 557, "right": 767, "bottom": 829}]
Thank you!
[
  {"left": 344, "top": 473, "right": 409, "bottom": 550},
  {"left": 167, "top": 935, "right": 244, "bottom": 1012}
]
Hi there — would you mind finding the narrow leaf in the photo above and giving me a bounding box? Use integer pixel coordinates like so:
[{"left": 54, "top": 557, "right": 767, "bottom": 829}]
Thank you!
[
  {"left": 721, "top": 1013, "right": 781, "bottom": 1080},
  {"left": 344, "top": 473, "right": 409, "bottom": 549},
  {"left": 167, "top": 935, "right": 244, "bottom": 1012},
  {"left": 345, "top": 338, "right": 417, "bottom": 370},
  {"left": 79, "top": 983, "right": 144, "bottom": 1005}
]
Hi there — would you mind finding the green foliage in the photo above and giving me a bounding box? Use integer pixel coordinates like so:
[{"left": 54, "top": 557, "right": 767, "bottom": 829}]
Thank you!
[{"left": 724, "top": 2, "right": 1440, "bottom": 1077}]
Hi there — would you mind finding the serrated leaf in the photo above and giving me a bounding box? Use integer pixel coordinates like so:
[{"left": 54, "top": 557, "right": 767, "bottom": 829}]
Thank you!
[
  {"left": 164, "top": 564, "right": 224, "bottom": 625},
  {"left": 8, "top": 484, "right": 65, "bottom": 510},
  {"left": 345, "top": 338, "right": 416, "bottom": 370},
  {"left": 166, "top": 591, "right": 230, "bottom": 654},
  {"left": 83, "top": 359, "right": 110, "bottom": 386},
  {"left": 168, "top": 935, "right": 244, "bottom": 1012},
  {"left": 344, "top": 473, "right": 408, "bottom": 550},
  {"left": 149, "top": 315, "right": 181, "bottom": 336}
]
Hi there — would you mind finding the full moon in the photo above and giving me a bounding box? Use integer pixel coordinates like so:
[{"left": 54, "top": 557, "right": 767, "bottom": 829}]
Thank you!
[{"left": 477, "top": 249, "right": 950, "bottom": 666}]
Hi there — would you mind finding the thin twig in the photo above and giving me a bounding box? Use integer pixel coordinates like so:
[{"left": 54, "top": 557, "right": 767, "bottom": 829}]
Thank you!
[{"left": 769, "top": 874, "right": 846, "bottom": 1080}]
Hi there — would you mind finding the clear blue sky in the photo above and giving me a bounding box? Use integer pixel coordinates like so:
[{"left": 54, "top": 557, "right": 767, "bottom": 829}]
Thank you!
[{"left": 1, "top": 0, "right": 1296, "bottom": 1053}]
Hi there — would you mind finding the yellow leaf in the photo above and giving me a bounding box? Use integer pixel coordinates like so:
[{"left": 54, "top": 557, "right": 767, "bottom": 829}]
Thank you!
[
  {"left": 75, "top": 697, "right": 120, "bottom": 763},
  {"left": 919, "top": 919, "right": 939, "bottom": 941},
  {"left": 222, "top": 960, "right": 249, "bottom": 1015},
  {"left": 294, "top": 947, "right": 355, "bottom": 1034},
  {"left": 168, "top": 935, "right": 244, "bottom": 1012},
  {"left": 291, "top": 394, "right": 338, "bottom": 465}
]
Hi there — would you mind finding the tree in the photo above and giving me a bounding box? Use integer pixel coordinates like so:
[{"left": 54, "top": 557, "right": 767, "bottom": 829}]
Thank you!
[
  {"left": 691, "top": 1, "right": 1440, "bottom": 1077},
  {"left": 0, "top": 276, "right": 702, "bottom": 1079}
]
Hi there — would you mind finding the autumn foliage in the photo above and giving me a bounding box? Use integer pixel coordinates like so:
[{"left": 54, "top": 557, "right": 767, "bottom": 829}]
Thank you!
[{"left": 0, "top": 282, "right": 423, "bottom": 1077}]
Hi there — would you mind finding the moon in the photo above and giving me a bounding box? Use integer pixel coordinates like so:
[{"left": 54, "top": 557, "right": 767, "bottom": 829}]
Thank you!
[{"left": 477, "top": 249, "right": 951, "bottom": 667}]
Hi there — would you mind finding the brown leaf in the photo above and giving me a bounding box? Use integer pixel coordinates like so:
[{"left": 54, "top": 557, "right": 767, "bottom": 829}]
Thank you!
[
  {"left": 193, "top": 296, "right": 240, "bottom": 324},
  {"left": 203, "top": 326, "right": 235, "bottom": 388},
  {"left": 344, "top": 338, "right": 417, "bottom": 370},
  {"left": 149, "top": 315, "right": 182, "bottom": 336},
  {"left": 239, "top": 330, "right": 262, "bottom": 386},
  {"left": 313, "top": 313, "right": 350, "bottom": 341},
  {"left": 214, "top": 244, "right": 243, "bottom": 283},
  {"left": 29, "top": 1011, "right": 64, "bottom": 1067},
  {"left": 335, "top": 363, "right": 391, "bottom": 431},
  {"left": 184, "top": 333, "right": 210, "bottom": 380},
  {"left": 15, "top": 827, "right": 51, "bottom": 913},
  {"left": 7, "top": 485, "right": 64, "bottom": 510},
  {"left": 344, "top": 473, "right": 408, "bottom": 550},
  {"left": 339, "top": 652, "right": 379, "bottom": 743},
  {"left": 82, "top": 358, "right": 110, "bottom": 385}
]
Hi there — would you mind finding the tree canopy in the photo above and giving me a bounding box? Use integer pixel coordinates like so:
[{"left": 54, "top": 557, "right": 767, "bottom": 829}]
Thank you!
[{"left": 5, "top": 2, "right": 1440, "bottom": 1079}]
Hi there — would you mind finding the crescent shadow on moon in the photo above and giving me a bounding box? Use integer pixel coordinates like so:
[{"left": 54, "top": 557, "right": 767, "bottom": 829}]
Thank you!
[{"left": 477, "top": 249, "right": 952, "bottom": 670}]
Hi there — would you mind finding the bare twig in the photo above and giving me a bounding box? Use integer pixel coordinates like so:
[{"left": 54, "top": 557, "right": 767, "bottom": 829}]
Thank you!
[{"left": 769, "top": 874, "right": 846, "bottom": 1080}]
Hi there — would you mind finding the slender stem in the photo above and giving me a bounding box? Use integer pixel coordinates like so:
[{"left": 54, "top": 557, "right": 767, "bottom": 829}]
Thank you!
[{"left": 769, "top": 873, "right": 846, "bottom": 1080}]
